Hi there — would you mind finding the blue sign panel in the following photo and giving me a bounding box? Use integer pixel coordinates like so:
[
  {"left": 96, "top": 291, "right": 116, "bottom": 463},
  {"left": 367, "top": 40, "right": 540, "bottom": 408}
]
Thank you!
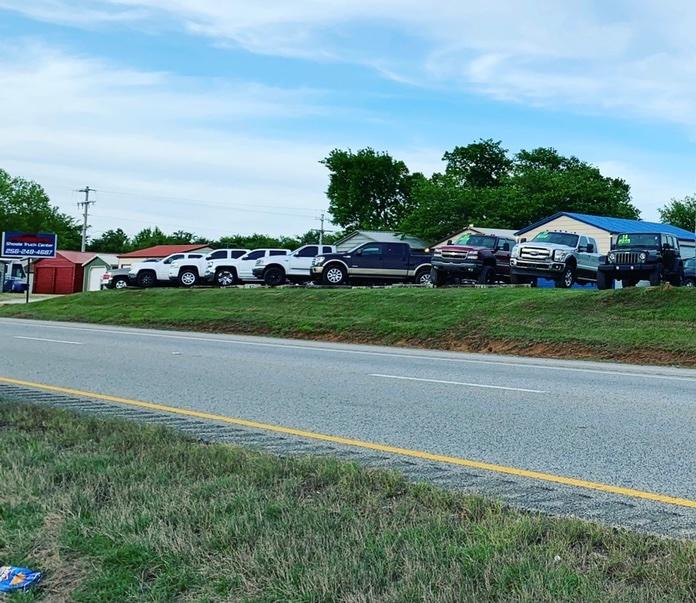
[{"left": 1, "top": 231, "right": 57, "bottom": 258}]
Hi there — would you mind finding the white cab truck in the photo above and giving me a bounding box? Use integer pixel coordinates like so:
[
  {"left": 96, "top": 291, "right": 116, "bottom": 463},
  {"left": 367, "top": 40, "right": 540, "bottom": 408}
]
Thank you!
[
  {"left": 167, "top": 249, "right": 248, "bottom": 287},
  {"left": 128, "top": 252, "right": 208, "bottom": 287},
  {"left": 0, "top": 259, "right": 27, "bottom": 293},
  {"left": 204, "top": 248, "right": 291, "bottom": 286},
  {"left": 252, "top": 244, "right": 336, "bottom": 285}
]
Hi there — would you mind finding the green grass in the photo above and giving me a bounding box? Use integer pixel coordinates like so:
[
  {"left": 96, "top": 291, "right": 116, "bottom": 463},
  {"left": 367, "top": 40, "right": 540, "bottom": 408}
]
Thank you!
[
  {"left": 2, "top": 402, "right": 695, "bottom": 602},
  {"left": 1, "top": 286, "right": 695, "bottom": 366}
]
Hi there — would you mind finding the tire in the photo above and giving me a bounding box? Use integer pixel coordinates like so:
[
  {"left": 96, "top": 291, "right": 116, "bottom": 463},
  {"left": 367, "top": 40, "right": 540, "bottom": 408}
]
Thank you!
[
  {"left": 649, "top": 269, "right": 662, "bottom": 287},
  {"left": 621, "top": 278, "right": 639, "bottom": 288},
  {"left": 668, "top": 271, "right": 684, "bottom": 287},
  {"left": 113, "top": 277, "right": 128, "bottom": 289},
  {"left": 686, "top": 278, "right": 695, "bottom": 288},
  {"left": 322, "top": 264, "right": 348, "bottom": 286},
  {"left": 414, "top": 267, "right": 431, "bottom": 285},
  {"left": 263, "top": 266, "right": 286, "bottom": 287},
  {"left": 477, "top": 265, "right": 495, "bottom": 285},
  {"left": 556, "top": 265, "right": 575, "bottom": 288},
  {"left": 136, "top": 271, "right": 156, "bottom": 288},
  {"left": 178, "top": 269, "right": 198, "bottom": 288},
  {"left": 430, "top": 267, "right": 447, "bottom": 287},
  {"left": 215, "top": 269, "right": 236, "bottom": 287},
  {"left": 596, "top": 272, "right": 613, "bottom": 290}
]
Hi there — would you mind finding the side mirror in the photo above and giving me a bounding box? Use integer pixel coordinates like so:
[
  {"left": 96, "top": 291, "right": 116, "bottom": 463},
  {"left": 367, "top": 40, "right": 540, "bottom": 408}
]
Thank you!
[
  {"left": 586, "top": 244, "right": 594, "bottom": 253},
  {"left": 520, "top": 238, "right": 527, "bottom": 243},
  {"left": 355, "top": 249, "right": 363, "bottom": 256},
  {"left": 447, "top": 240, "right": 453, "bottom": 245}
]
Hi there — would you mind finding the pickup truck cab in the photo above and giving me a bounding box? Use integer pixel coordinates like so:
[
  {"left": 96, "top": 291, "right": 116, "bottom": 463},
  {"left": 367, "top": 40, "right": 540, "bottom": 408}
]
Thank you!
[
  {"left": 0, "top": 259, "right": 27, "bottom": 293},
  {"left": 252, "top": 244, "right": 336, "bottom": 286},
  {"left": 510, "top": 231, "right": 600, "bottom": 288},
  {"left": 431, "top": 233, "right": 516, "bottom": 286},
  {"left": 168, "top": 249, "right": 248, "bottom": 287},
  {"left": 129, "top": 252, "right": 208, "bottom": 288},
  {"left": 311, "top": 242, "right": 432, "bottom": 286},
  {"left": 204, "top": 248, "right": 290, "bottom": 286},
  {"left": 597, "top": 232, "right": 684, "bottom": 289}
]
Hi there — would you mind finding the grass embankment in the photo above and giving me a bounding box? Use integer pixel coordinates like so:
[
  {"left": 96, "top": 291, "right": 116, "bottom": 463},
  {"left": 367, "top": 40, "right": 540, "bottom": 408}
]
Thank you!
[
  {"left": 2, "top": 402, "right": 696, "bottom": 602},
  {"left": 1, "top": 286, "right": 695, "bottom": 366}
]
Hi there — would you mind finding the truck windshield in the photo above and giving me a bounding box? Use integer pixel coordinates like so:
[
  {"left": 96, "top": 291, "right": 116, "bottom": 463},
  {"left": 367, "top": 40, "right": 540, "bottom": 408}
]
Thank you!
[
  {"left": 454, "top": 234, "right": 496, "bottom": 248},
  {"left": 11, "top": 264, "right": 25, "bottom": 279},
  {"left": 531, "top": 232, "right": 579, "bottom": 247},
  {"left": 615, "top": 234, "right": 660, "bottom": 248}
]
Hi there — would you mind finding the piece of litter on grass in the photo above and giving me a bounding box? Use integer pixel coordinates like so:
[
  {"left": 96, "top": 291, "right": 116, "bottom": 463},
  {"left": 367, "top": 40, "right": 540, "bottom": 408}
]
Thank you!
[{"left": 0, "top": 565, "right": 42, "bottom": 593}]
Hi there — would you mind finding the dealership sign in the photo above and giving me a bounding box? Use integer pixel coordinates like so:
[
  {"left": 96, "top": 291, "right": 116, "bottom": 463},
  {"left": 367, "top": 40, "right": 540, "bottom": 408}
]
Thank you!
[{"left": 1, "top": 231, "right": 57, "bottom": 258}]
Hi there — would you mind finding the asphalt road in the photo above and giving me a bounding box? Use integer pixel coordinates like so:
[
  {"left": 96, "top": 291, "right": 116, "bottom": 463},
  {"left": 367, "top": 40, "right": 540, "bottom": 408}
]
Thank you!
[{"left": 2, "top": 317, "right": 696, "bottom": 535}]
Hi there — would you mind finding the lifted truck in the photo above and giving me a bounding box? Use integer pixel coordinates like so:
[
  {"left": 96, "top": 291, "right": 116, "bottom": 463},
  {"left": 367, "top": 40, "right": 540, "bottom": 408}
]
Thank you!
[
  {"left": 310, "top": 242, "right": 432, "bottom": 286},
  {"left": 597, "top": 232, "right": 684, "bottom": 289},
  {"left": 430, "top": 233, "right": 516, "bottom": 286},
  {"left": 252, "top": 244, "right": 336, "bottom": 286},
  {"left": 510, "top": 231, "right": 600, "bottom": 288}
]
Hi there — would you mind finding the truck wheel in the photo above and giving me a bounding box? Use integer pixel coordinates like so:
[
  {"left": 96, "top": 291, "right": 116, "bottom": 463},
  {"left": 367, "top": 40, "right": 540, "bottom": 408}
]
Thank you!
[
  {"left": 649, "top": 269, "right": 662, "bottom": 287},
  {"left": 621, "top": 278, "right": 638, "bottom": 288},
  {"left": 322, "top": 264, "right": 347, "bottom": 286},
  {"left": 414, "top": 267, "right": 431, "bottom": 285},
  {"left": 178, "top": 269, "right": 198, "bottom": 288},
  {"left": 686, "top": 278, "right": 695, "bottom": 288},
  {"left": 596, "top": 272, "right": 613, "bottom": 290},
  {"left": 477, "top": 265, "right": 495, "bottom": 285},
  {"left": 430, "top": 268, "right": 447, "bottom": 287},
  {"left": 556, "top": 265, "right": 575, "bottom": 288},
  {"left": 668, "top": 272, "right": 684, "bottom": 287},
  {"left": 137, "top": 271, "right": 156, "bottom": 288},
  {"left": 510, "top": 274, "right": 525, "bottom": 285},
  {"left": 113, "top": 277, "right": 129, "bottom": 289},
  {"left": 215, "top": 269, "right": 236, "bottom": 287},
  {"left": 263, "top": 266, "right": 286, "bottom": 286}
]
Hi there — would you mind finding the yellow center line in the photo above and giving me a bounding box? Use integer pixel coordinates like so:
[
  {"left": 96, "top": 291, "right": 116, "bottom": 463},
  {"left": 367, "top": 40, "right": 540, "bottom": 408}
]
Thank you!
[{"left": 2, "top": 375, "right": 695, "bottom": 510}]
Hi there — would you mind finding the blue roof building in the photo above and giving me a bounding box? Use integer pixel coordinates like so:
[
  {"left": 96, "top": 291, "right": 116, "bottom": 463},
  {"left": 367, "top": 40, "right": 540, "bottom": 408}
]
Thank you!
[{"left": 515, "top": 212, "right": 695, "bottom": 258}]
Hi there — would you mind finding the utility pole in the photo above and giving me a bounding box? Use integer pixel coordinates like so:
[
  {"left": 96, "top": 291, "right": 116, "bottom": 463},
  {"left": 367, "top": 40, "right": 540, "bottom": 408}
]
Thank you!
[
  {"left": 318, "top": 212, "right": 326, "bottom": 246},
  {"left": 77, "top": 186, "right": 96, "bottom": 252}
]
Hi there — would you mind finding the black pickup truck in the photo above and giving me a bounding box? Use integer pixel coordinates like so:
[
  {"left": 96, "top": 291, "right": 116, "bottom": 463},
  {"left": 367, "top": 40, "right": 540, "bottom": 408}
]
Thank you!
[{"left": 310, "top": 242, "right": 432, "bottom": 286}]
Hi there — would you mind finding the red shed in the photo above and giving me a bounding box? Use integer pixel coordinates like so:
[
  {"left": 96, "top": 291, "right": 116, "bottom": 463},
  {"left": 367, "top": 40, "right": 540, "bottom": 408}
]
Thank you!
[{"left": 33, "top": 251, "right": 95, "bottom": 294}]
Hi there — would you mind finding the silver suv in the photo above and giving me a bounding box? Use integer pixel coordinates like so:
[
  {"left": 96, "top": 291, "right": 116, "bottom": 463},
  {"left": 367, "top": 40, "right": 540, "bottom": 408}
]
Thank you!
[{"left": 510, "top": 231, "right": 600, "bottom": 288}]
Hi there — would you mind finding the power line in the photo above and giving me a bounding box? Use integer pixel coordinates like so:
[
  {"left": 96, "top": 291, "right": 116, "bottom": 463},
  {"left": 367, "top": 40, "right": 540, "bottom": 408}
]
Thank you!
[{"left": 77, "top": 186, "right": 96, "bottom": 252}]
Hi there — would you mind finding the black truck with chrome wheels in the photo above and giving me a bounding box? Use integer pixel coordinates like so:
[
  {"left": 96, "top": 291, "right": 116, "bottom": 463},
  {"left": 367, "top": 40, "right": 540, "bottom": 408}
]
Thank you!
[{"left": 597, "top": 232, "right": 684, "bottom": 289}]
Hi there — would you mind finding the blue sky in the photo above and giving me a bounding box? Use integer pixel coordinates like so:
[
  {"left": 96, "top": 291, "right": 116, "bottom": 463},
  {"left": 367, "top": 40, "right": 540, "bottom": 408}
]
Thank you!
[{"left": 1, "top": 1, "right": 696, "bottom": 239}]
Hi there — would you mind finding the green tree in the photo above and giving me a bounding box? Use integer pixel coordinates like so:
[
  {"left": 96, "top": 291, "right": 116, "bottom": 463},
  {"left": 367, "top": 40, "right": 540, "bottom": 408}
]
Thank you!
[
  {"left": 659, "top": 195, "right": 696, "bottom": 232},
  {"left": 443, "top": 139, "right": 512, "bottom": 187},
  {"left": 88, "top": 228, "right": 130, "bottom": 253},
  {"left": 128, "top": 227, "right": 170, "bottom": 250},
  {"left": 0, "top": 168, "right": 81, "bottom": 249},
  {"left": 322, "top": 148, "right": 422, "bottom": 230}
]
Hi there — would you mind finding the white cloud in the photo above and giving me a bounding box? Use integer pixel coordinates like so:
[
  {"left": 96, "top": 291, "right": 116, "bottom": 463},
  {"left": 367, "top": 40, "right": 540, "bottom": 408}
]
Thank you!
[{"left": 5, "top": 1, "right": 696, "bottom": 127}]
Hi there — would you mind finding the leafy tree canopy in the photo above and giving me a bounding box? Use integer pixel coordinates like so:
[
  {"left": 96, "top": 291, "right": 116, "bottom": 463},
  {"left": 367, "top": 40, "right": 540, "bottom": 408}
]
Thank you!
[
  {"left": 659, "top": 195, "right": 696, "bottom": 232},
  {"left": 0, "top": 168, "right": 82, "bottom": 249}
]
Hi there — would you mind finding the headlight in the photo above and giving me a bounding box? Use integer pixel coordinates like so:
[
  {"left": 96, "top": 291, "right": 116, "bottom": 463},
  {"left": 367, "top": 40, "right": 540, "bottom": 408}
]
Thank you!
[
  {"left": 207, "top": 261, "right": 213, "bottom": 268},
  {"left": 313, "top": 256, "right": 325, "bottom": 265},
  {"left": 608, "top": 252, "right": 616, "bottom": 263},
  {"left": 511, "top": 246, "right": 520, "bottom": 257},
  {"left": 255, "top": 259, "right": 264, "bottom": 266},
  {"left": 433, "top": 249, "right": 442, "bottom": 256},
  {"left": 553, "top": 250, "right": 568, "bottom": 261},
  {"left": 639, "top": 252, "right": 647, "bottom": 262}
]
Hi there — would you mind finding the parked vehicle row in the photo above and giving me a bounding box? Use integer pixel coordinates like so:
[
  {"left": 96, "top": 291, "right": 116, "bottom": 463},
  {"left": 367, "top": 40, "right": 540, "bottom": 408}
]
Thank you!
[{"left": 113, "top": 230, "right": 693, "bottom": 290}]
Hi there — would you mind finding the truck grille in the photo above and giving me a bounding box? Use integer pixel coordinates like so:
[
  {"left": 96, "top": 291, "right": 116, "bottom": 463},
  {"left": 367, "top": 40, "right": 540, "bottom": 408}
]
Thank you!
[
  {"left": 613, "top": 251, "right": 641, "bottom": 264},
  {"left": 441, "top": 250, "right": 468, "bottom": 260},
  {"left": 519, "top": 247, "right": 550, "bottom": 260}
]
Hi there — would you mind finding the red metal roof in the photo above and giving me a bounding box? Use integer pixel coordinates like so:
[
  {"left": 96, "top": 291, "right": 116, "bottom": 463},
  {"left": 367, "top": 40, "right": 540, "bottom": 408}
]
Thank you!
[
  {"left": 55, "top": 251, "right": 96, "bottom": 265},
  {"left": 118, "top": 244, "right": 209, "bottom": 258}
]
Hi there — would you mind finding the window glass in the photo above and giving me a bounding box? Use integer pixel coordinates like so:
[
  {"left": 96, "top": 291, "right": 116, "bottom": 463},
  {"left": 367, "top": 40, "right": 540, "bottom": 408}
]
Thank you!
[
  {"left": 532, "top": 232, "right": 579, "bottom": 247},
  {"left": 189, "top": 254, "right": 203, "bottom": 259},
  {"left": 244, "top": 250, "right": 264, "bottom": 260},
  {"left": 270, "top": 250, "right": 287, "bottom": 256},
  {"left": 360, "top": 244, "right": 383, "bottom": 256},
  {"left": 383, "top": 244, "right": 404, "bottom": 257},
  {"left": 230, "top": 250, "right": 246, "bottom": 259},
  {"left": 616, "top": 234, "right": 660, "bottom": 248},
  {"left": 454, "top": 234, "right": 496, "bottom": 248},
  {"left": 685, "top": 258, "right": 695, "bottom": 269},
  {"left": 163, "top": 254, "right": 184, "bottom": 264},
  {"left": 207, "top": 250, "right": 227, "bottom": 260},
  {"left": 323, "top": 246, "right": 333, "bottom": 254},
  {"left": 295, "top": 246, "right": 318, "bottom": 258},
  {"left": 11, "top": 264, "right": 25, "bottom": 279}
]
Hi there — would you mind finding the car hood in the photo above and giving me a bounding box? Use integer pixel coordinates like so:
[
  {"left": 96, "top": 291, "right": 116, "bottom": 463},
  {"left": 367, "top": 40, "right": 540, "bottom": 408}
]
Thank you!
[{"left": 438, "top": 245, "right": 491, "bottom": 253}]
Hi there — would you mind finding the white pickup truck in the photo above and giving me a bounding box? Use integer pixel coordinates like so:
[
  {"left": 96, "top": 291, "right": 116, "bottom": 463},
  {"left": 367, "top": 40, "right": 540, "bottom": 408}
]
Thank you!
[
  {"left": 204, "top": 248, "right": 291, "bottom": 286},
  {"left": 167, "top": 249, "right": 248, "bottom": 287},
  {"left": 128, "top": 252, "right": 209, "bottom": 287},
  {"left": 252, "top": 244, "right": 336, "bottom": 285},
  {"left": 0, "top": 259, "right": 27, "bottom": 293}
]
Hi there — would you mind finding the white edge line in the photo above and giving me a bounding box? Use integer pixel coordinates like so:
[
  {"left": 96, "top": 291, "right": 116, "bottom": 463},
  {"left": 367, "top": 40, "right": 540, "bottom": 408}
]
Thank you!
[
  {"left": 14, "top": 336, "right": 83, "bottom": 345},
  {"left": 1, "top": 319, "right": 695, "bottom": 383},
  {"left": 370, "top": 373, "right": 547, "bottom": 393}
]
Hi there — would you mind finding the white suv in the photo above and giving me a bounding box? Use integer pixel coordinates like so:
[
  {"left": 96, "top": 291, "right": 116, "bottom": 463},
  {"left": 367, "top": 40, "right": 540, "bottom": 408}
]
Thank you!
[
  {"left": 129, "top": 252, "right": 207, "bottom": 288},
  {"left": 204, "top": 248, "right": 291, "bottom": 286},
  {"left": 168, "top": 249, "right": 248, "bottom": 287},
  {"left": 252, "top": 245, "right": 336, "bottom": 285}
]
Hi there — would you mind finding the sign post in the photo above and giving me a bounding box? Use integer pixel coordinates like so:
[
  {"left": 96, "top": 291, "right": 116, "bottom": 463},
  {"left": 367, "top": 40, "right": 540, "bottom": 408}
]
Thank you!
[{"left": 1, "top": 232, "right": 58, "bottom": 303}]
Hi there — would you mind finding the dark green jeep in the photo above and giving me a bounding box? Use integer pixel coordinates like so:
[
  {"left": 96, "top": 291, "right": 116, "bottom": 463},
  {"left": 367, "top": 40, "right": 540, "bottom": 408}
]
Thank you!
[{"left": 597, "top": 232, "right": 684, "bottom": 289}]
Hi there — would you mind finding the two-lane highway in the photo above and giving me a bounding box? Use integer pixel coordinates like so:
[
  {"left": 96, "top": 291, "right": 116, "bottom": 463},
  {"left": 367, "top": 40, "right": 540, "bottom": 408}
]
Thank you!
[{"left": 2, "top": 317, "right": 695, "bottom": 533}]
